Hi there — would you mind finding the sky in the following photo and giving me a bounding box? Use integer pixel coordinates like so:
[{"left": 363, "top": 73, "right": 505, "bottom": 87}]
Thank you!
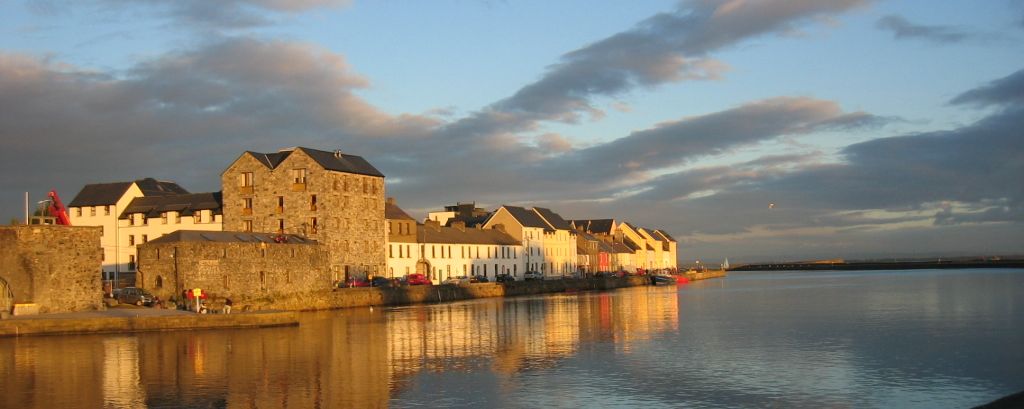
[{"left": 1, "top": 0, "right": 1022, "bottom": 263}]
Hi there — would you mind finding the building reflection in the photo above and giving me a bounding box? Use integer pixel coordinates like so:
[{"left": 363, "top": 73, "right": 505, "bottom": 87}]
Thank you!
[{"left": 0, "top": 288, "right": 678, "bottom": 408}]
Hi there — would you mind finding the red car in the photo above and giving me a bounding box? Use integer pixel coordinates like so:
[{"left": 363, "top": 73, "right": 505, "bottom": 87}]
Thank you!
[{"left": 406, "top": 273, "right": 432, "bottom": 286}]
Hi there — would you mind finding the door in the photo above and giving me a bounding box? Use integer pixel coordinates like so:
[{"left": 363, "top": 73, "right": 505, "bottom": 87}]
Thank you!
[{"left": 0, "top": 277, "right": 12, "bottom": 314}]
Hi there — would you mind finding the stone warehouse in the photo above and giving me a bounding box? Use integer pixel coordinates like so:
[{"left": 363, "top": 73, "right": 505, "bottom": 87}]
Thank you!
[
  {"left": 221, "top": 147, "right": 386, "bottom": 283},
  {"left": 0, "top": 225, "right": 103, "bottom": 314},
  {"left": 136, "top": 231, "right": 329, "bottom": 303}
]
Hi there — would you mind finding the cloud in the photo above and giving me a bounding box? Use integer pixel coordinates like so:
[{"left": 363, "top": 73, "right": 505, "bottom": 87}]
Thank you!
[
  {"left": 30, "top": 0, "right": 352, "bottom": 29},
  {"left": 875, "top": 15, "right": 972, "bottom": 44},
  {"left": 949, "top": 67, "right": 1024, "bottom": 108}
]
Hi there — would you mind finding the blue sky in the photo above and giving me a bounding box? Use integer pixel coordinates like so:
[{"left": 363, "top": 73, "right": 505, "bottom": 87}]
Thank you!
[{"left": 2, "top": 0, "right": 1022, "bottom": 262}]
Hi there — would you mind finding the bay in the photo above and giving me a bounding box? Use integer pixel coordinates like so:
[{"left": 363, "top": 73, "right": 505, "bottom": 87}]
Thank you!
[{"left": 1, "top": 268, "right": 1022, "bottom": 408}]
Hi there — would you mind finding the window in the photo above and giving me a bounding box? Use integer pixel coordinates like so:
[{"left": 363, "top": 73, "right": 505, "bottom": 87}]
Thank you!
[
  {"left": 129, "top": 235, "right": 136, "bottom": 246},
  {"left": 156, "top": 276, "right": 163, "bottom": 289},
  {"left": 194, "top": 212, "right": 202, "bottom": 223},
  {"left": 161, "top": 213, "right": 168, "bottom": 224},
  {"left": 141, "top": 215, "right": 148, "bottom": 225},
  {"left": 128, "top": 255, "right": 136, "bottom": 271},
  {"left": 105, "top": 206, "right": 111, "bottom": 216},
  {"left": 277, "top": 219, "right": 285, "bottom": 234},
  {"left": 74, "top": 207, "right": 82, "bottom": 217},
  {"left": 277, "top": 196, "right": 284, "bottom": 213},
  {"left": 292, "top": 168, "right": 307, "bottom": 184},
  {"left": 240, "top": 172, "right": 254, "bottom": 187},
  {"left": 363, "top": 179, "right": 369, "bottom": 194},
  {"left": 242, "top": 198, "right": 253, "bottom": 213},
  {"left": 310, "top": 195, "right": 317, "bottom": 211},
  {"left": 310, "top": 217, "right": 318, "bottom": 234},
  {"left": 389, "top": 245, "right": 394, "bottom": 258},
  {"left": 142, "top": 235, "right": 148, "bottom": 243}
]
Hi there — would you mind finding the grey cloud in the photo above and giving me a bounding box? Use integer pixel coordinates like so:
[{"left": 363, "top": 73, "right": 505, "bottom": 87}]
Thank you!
[
  {"left": 33, "top": 0, "right": 351, "bottom": 29},
  {"left": 949, "top": 67, "right": 1024, "bottom": 108},
  {"left": 875, "top": 15, "right": 972, "bottom": 44},
  {"left": 451, "top": 0, "right": 868, "bottom": 145}
]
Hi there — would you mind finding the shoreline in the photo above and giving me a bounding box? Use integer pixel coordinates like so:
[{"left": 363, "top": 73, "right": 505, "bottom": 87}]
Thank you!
[
  {"left": 730, "top": 260, "right": 1024, "bottom": 272},
  {"left": 1, "top": 274, "right": 731, "bottom": 338}
]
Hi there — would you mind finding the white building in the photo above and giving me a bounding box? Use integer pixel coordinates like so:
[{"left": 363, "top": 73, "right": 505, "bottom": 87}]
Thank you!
[
  {"left": 532, "top": 207, "right": 578, "bottom": 277},
  {"left": 67, "top": 178, "right": 191, "bottom": 280},
  {"left": 118, "top": 192, "right": 223, "bottom": 273},
  {"left": 417, "top": 220, "right": 522, "bottom": 284},
  {"left": 482, "top": 205, "right": 549, "bottom": 277}
]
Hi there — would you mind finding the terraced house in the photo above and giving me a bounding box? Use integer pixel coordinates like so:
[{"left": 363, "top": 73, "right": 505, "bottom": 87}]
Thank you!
[{"left": 221, "top": 147, "right": 386, "bottom": 282}]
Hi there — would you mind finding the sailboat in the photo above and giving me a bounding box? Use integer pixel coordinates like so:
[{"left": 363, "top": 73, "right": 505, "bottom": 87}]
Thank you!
[{"left": 722, "top": 258, "right": 730, "bottom": 270}]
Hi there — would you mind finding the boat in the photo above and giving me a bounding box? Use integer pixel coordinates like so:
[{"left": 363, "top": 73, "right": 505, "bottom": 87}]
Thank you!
[{"left": 650, "top": 274, "right": 677, "bottom": 286}]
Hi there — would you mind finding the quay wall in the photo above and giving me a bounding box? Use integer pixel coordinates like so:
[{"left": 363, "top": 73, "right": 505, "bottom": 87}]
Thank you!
[
  {"left": 0, "top": 311, "right": 298, "bottom": 337},
  {"left": 685, "top": 270, "right": 727, "bottom": 281},
  {"left": 0, "top": 225, "right": 103, "bottom": 314},
  {"left": 234, "top": 276, "right": 651, "bottom": 311}
]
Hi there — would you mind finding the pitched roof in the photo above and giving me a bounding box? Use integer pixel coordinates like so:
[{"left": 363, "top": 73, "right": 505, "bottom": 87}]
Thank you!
[
  {"left": 533, "top": 207, "right": 573, "bottom": 230},
  {"left": 608, "top": 242, "right": 633, "bottom": 254},
  {"left": 597, "top": 240, "right": 617, "bottom": 253},
  {"left": 69, "top": 178, "right": 189, "bottom": 207},
  {"left": 419, "top": 224, "right": 521, "bottom": 245},
  {"left": 119, "top": 192, "right": 222, "bottom": 219},
  {"left": 146, "top": 230, "right": 316, "bottom": 245},
  {"left": 385, "top": 200, "right": 415, "bottom": 220},
  {"left": 500, "top": 205, "right": 552, "bottom": 230},
  {"left": 654, "top": 229, "right": 676, "bottom": 242},
  {"left": 570, "top": 219, "right": 615, "bottom": 234},
  {"left": 622, "top": 236, "right": 641, "bottom": 251},
  {"left": 244, "top": 147, "right": 384, "bottom": 177}
]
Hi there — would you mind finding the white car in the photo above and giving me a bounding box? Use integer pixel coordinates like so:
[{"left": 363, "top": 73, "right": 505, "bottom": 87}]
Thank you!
[
  {"left": 442, "top": 276, "right": 470, "bottom": 285},
  {"left": 524, "top": 271, "right": 543, "bottom": 281}
]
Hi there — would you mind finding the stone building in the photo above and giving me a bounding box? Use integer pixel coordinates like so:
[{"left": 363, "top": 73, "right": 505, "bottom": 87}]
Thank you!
[
  {"left": 136, "top": 230, "right": 328, "bottom": 302},
  {"left": 0, "top": 225, "right": 103, "bottom": 314},
  {"left": 68, "top": 177, "right": 189, "bottom": 279},
  {"left": 221, "top": 147, "right": 386, "bottom": 282}
]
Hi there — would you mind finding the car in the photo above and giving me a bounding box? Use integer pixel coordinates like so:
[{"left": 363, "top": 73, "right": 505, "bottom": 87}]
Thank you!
[
  {"left": 370, "top": 277, "right": 392, "bottom": 287},
  {"left": 495, "top": 274, "right": 515, "bottom": 283},
  {"left": 442, "top": 276, "right": 470, "bottom": 285},
  {"left": 116, "top": 287, "right": 154, "bottom": 306},
  {"left": 406, "top": 273, "right": 432, "bottom": 286},
  {"left": 349, "top": 278, "right": 370, "bottom": 287},
  {"left": 472, "top": 275, "right": 489, "bottom": 283},
  {"left": 524, "top": 271, "right": 543, "bottom": 281}
]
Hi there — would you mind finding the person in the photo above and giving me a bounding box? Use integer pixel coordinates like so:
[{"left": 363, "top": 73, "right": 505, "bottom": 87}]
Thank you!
[{"left": 224, "top": 298, "right": 233, "bottom": 315}]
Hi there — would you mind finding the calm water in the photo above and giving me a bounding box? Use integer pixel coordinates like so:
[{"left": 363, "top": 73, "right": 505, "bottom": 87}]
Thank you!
[{"left": 2, "top": 269, "right": 1023, "bottom": 408}]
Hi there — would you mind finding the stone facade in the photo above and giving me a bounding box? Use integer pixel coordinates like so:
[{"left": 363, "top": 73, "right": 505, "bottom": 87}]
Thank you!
[
  {"left": 221, "top": 147, "right": 386, "bottom": 282},
  {"left": 136, "top": 232, "right": 331, "bottom": 303},
  {"left": 0, "top": 225, "right": 103, "bottom": 314}
]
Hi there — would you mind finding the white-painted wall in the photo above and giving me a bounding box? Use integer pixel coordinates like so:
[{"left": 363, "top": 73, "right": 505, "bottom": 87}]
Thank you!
[
  {"left": 119, "top": 210, "right": 223, "bottom": 274},
  {"left": 68, "top": 183, "right": 144, "bottom": 278}
]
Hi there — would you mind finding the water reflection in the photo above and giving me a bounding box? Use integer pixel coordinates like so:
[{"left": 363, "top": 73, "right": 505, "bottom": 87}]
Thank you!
[{"left": 2, "top": 270, "right": 1022, "bottom": 408}]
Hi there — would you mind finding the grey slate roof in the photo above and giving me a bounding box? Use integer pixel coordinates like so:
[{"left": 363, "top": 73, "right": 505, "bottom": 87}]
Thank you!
[
  {"left": 246, "top": 147, "right": 384, "bottom": 178},
  {"left": 119, "top": 192, "right": 223, "bottom": 219},
  {"left": 147, "top": 230, "right": 317, "bottom": 245},
  {"left": 69, "top": 178, "right": 189, "bottom": 207},
  {"left": 501, "top": 205, "right": 552, "bottom": 230},
  {"left": 654, "top": 229, "right": 676, "bottom": 242},
  {"left": 597, "top": 240, "right": 617, "bottom": 253},
  {"left": 533, "top": 207, "right": 573, "bottom": 230},
  {"left": 419, "top": 224, "right": 521, "bottom": 245},
  {"left": 608, "top": 242, "right": 633, "bottom": 254},
  {"left": 385, "top": 200, "right": 415, "bottom": 220},
  {"left": 570, "top": 219, "right": 615, "bottom": 234}
]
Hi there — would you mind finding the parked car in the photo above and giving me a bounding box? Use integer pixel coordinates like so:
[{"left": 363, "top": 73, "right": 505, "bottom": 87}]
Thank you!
[
  {"left": 406, "top": 273, "right": 432, "bottom": 286},
  {"left": 370, "top": 277, "right": 392, "bottom": 287},
  {"left": 442, "top": 276, "right": 470, "bottom": 285},
  {"left": 116, "top": 287, "right": 154, "bottom": 306},
  {"left": 472, "top": 275, "right": 489, "bottom": 283},
  {"left": 349, "top": 278, "right": 370, "bottom": 287},
  {"left": 495, "top": 273, "right": 515, "bottom": 283},
  {"left": 524, "top": 271, "right": 543, "bottom": 281}
]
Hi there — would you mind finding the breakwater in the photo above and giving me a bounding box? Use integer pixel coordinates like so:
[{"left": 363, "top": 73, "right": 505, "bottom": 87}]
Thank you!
[
  {"left": 732, "top": 259, "right": 1024, "bottom": 271},
  {"left": 242, "top": 276, "right": 651, "bottom": 311},
  {"left": 683, "top": 269, "right": 727, "bottom": 280}
]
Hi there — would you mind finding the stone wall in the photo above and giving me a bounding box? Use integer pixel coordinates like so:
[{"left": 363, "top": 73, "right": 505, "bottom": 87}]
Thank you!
[
  {"left": 221, "top": 149, "right": 386, "bottom": 281},
  {"left": 0, "top": 225, "right": 103, "bottom": 314},
  {"left": 137, "top": 240, "right": 332, "bottom": 303}
]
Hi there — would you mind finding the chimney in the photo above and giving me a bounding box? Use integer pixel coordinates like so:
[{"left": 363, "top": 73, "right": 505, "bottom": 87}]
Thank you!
[
  {"left": 425, "top": 219, "right": 441, "bottom": 231},
  {"left": 334, "top": 149, "right": 344, "bottom": 158},
  {"left": 452, "top": 220, "right": 466, "bottom": 232}
]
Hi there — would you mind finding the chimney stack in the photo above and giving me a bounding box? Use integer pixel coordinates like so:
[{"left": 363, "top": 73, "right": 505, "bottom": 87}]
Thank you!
[{"left": 452, "top": 220, "right": 466, "bottom": 232}]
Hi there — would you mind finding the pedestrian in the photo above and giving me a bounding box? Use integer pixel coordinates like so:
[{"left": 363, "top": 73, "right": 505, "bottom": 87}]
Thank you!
[{"left": 224, "top": 297, "right": 233, "bottom": 315}]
